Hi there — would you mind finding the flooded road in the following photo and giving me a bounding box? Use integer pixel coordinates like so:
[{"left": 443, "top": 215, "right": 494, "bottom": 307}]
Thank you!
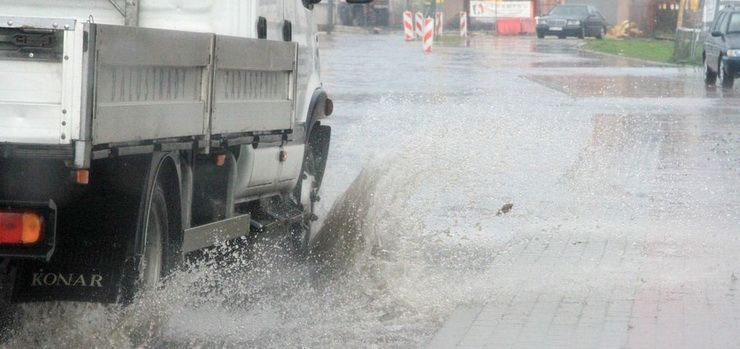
[{"left": 4, "top": 34, "right": 739, "bottom": 348}]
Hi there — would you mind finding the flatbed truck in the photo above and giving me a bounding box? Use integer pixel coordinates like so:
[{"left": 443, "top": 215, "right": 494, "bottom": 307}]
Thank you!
[{"left": 0, "top": 0, "right": 368, "bottom": 304}]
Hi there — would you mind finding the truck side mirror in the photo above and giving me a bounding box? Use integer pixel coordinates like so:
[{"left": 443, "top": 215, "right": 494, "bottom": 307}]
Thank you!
[{"left": 711, "top": 31, "right": 724, "bottom": 38}]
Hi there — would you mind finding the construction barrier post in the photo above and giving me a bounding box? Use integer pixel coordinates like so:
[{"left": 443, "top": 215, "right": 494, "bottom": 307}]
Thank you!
[
  {"left": 423, "top": 17, "right": 434, "bottom": 52},
  {"left": 415, "top": 12, "right": 424, "bottom": 39},
  {"left": 460, "top": 11, "right": 468, "bottom": 37},
  {"left": 403, "top": 11, "right": 414, "bottom": 41},
  {"left": 435, "top": 12, "right": 443, "bottom": 36}
]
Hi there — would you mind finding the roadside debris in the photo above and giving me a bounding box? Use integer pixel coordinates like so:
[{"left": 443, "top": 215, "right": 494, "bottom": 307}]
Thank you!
[
  {"left": 606, "top": 21, "right": 643, "bottom": 38},
  {"left": 496, "top": 203, "right": 513, "bottom": 216}
]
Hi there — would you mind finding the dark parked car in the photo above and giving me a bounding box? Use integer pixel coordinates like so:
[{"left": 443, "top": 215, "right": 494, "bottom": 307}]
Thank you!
[
  {"left": 536, "top": 5, "right": 608, "bottom": 39},
  {"left": 703, "top": 5, "right": 740, "bottom": 88}
]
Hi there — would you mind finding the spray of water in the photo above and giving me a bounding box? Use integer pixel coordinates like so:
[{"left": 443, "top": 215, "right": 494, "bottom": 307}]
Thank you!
[{"left": 1, "top": 99, "right": 525, "bottom": 348}]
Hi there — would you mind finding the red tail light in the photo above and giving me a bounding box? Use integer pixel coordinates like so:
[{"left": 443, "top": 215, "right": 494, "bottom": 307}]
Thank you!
[{"left": 0, "top": 211, "right": 43, "bottom": 245}]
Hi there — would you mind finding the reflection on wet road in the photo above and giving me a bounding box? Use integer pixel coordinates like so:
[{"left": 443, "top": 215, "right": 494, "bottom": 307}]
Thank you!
[
  {"left": 4, "top": 34, "right": 739, "bottom": 349},
  {"left": 526, "top": 74, "right": 705, "bottom": 98}
]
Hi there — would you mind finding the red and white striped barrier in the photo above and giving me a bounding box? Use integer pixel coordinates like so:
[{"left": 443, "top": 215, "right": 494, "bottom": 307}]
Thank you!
[
  {"left": 423, "top": 17, "right": 434, "bottom": 52},
  {"left": 435, "top": 12, "right": 443, "bottom": 36},
  {"left": 415, "top": 12, "right": 423, "bottom": 39},
  {"left": 460, "top": 11, "right": 468, "bottom": 37},
  {"left": 403, "top": 11, "right": 414, "bottom": 41}
]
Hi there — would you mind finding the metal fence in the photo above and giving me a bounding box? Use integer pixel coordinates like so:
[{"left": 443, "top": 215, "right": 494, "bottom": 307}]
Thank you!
[
  {"left": 673, "top": 0, "right": 707, "bottom": 64},
  {"left": 674, "top": 27, "right": 703, "bottom": 64}
]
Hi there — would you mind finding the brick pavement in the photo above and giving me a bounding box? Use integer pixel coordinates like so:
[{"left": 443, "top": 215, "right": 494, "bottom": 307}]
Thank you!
[{"left": 426, "top": 224, "right": 739, "bottom": 349}]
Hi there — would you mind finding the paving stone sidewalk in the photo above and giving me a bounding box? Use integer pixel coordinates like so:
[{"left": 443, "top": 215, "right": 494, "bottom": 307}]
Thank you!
[{"left": 426, "top": 226, "right": 739, "bottom": 349}]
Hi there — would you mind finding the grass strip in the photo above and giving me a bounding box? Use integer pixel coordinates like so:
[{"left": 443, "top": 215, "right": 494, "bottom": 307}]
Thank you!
[{"left": 581, "top": 39, "right": 675, "bottom": 64}]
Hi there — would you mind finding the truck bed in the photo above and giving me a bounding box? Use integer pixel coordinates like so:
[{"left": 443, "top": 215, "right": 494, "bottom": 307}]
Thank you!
[{"left": 1, "top": 18, "right": 297, "bottom": 167}]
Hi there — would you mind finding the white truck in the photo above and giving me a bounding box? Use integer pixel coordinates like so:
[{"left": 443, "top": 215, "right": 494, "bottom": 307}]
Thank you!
[{"left": 0, "top": 0, "right": 369, "bottom": 304}]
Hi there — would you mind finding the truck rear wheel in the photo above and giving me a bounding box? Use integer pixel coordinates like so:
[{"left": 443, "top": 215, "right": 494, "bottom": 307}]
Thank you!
[
  {"left": 140, "top": 183, "right": 167, "bottom": 290},
  {"left": 295, "top": 146, "right": 319, "bottom": 252}
]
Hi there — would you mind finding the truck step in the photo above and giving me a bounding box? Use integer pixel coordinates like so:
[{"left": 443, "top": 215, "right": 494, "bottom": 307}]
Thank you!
[{"left": 250, "top": 208, "right": 306, "bottom": 234}]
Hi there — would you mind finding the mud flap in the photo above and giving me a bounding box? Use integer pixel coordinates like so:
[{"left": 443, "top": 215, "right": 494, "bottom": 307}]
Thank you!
[
  {"left": 0, "top": 259, "right": 19, "bottom": 339},
  {"left": 10, "top": 197, "right": 137, "bottom": 303},
  {"left": 0, "top": 260, "right": 15, "bottom": 302},
  {"left": 12, "top": 262, "right": 122, "bottom": 303},
  {"left": 309, "top": 124, "right": 331, "bottom": 188}
]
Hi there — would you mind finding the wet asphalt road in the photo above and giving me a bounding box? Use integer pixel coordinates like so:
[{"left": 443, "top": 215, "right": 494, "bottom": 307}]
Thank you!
[
  {"left": 318, "top": 33, "right": 739, "bottom": 348},
  {"left": 319, "top": 33, "right": 738, "bottom": 206},
  {"left": 4, "top": 33, "right": 739, "bottom": 348}
]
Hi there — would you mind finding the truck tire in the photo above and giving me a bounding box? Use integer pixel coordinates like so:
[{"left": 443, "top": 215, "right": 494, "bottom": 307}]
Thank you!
[
  {"left": 140, "top": 182, "right": 167, "bottom": 290},
  {"left": 295, "top": 148, "right": 319, "bottom": 252}
]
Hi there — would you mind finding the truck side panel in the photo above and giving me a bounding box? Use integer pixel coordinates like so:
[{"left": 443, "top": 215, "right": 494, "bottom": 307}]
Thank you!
[
  {"left": 92, "top": 25, "right": 212, "bottom": 145},
  {"left": 211, "top": 36, "right": 296, "bottom": 134}
]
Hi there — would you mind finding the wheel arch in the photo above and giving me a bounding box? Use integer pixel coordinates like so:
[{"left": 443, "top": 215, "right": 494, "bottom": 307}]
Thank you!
[
  {"left": 306, "top": 88, "right": 332, "bottom": 136},
  {"left": 119, "top": 152, "right": 184, "bottom": 303},
  {"left": 304, "top": 88, "right": 333, "bottom": 188},
  {"left": 134, "top": 152, "right": 184, "bottom": 261}
]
